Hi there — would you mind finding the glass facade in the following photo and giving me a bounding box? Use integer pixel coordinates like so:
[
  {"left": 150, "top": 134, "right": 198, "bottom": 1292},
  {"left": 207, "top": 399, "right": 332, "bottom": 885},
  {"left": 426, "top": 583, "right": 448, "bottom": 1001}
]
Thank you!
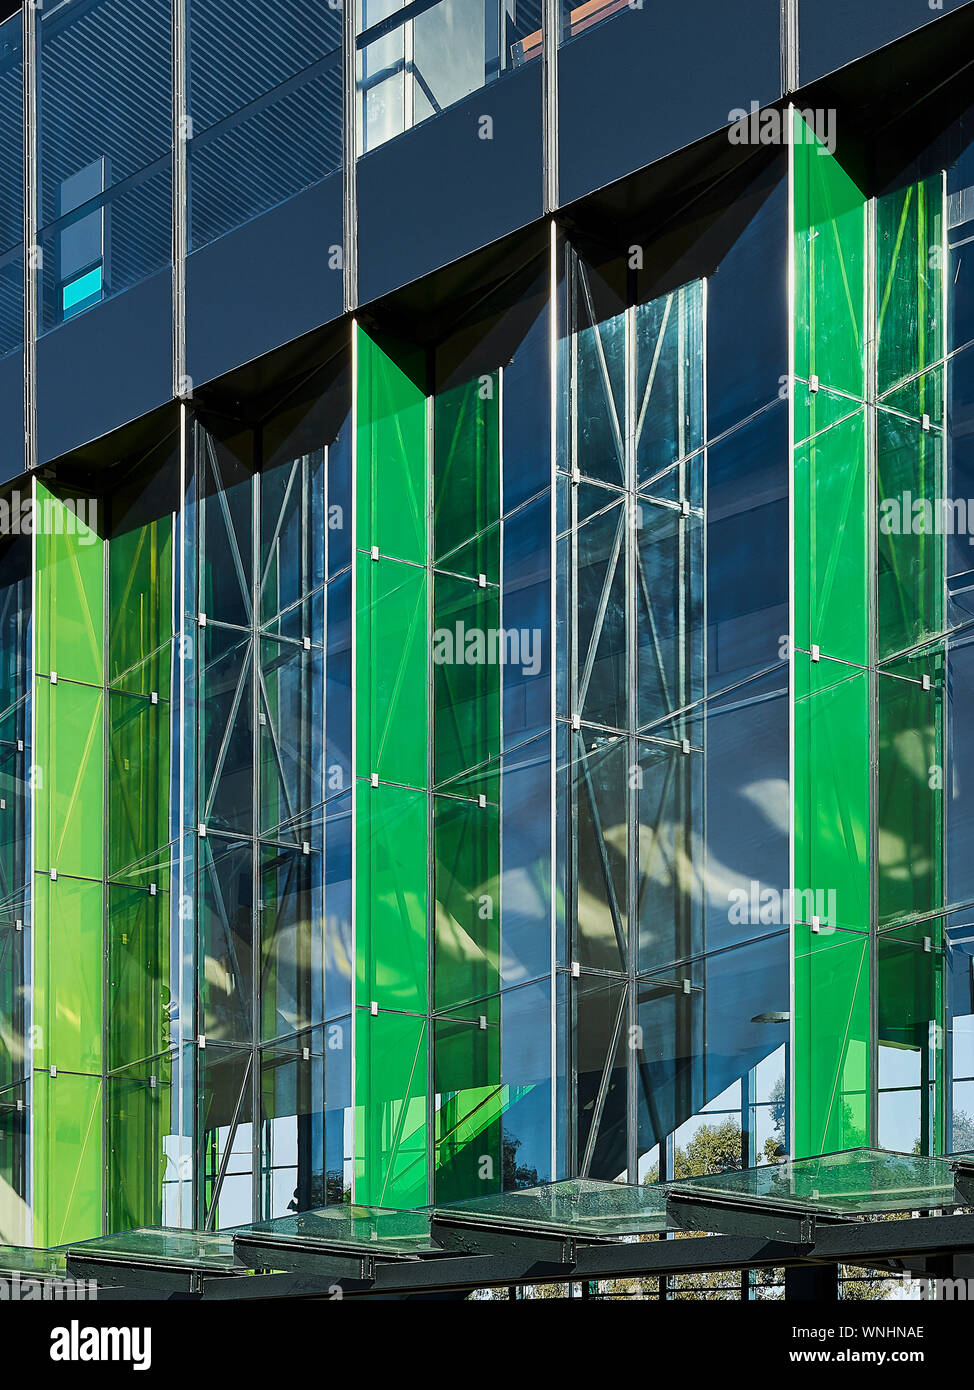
[{"left": 0, "top": 2, "right": 972, "bottom": 1304}]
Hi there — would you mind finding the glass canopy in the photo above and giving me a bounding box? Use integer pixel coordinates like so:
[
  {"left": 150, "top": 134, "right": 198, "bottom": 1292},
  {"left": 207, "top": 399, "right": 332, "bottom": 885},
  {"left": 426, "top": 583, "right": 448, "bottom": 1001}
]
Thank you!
[
  {"left": 666, "top": 1149, "right": 958, "bottom": 1219},
  {"left": 232, "top": 1204, "right": 439, "bottom": 1256},
  {"left": 0, "top": 1244, "right": 68, "bottom": 1275},
  {"left": 66, "top": 1227, "right": 239, "bottom": 1270},
  {"left": 432, "top": 1178, "right": 673, "bottom": 1238}
]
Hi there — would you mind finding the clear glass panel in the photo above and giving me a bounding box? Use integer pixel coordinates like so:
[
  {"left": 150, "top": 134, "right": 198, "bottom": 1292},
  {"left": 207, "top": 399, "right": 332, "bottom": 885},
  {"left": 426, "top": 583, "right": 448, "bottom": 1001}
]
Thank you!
[
  {"left": 668, "top": 1148, "right": 955, "bottom": 1216},
  {"left": 436, "top": 1176, "right": 672, "bottom": 1235}
]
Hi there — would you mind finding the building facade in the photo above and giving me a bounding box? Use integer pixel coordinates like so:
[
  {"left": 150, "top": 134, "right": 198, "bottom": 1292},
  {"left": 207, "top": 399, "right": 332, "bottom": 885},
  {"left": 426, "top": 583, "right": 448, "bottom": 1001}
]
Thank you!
[{"left": 0, "top": 0, "right": 973, "bottom": 1251}]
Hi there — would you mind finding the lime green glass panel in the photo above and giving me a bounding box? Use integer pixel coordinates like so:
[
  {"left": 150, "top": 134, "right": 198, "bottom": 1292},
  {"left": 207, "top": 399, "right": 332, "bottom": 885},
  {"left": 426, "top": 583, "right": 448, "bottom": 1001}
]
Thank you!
[
  {"left": 32, "top": 1071, "right": 102, "bottom": 1246},
  {"left": 794, "top": 655, "right": 869, "bottom": 932},
  {"left": 877, "top": 409, "right": 945, "bottom": 660},
  {"left": 794, "top": 409, "right": 867, "bottom": 665},
  {"left": 32, "top": 874, "right": 103, "bottom": 1073},
  {"left": 108, "top": 689, "right": 170, "bottom": 879},
  {"left": 793, "top": 111, "right": 866, "bottom": 401},
  {"left": 108, "top": 517, "right": 172, "bottom": 689},
  {"left": 107, "top": 1054, "right": 173, "bottom": 1231},
  {"left": 433, "top": 795, "right": 500, "bottom": 1010},
  {"left": 356, "top": 327, "right": 427, "bottom": 565},
  {"left": 107, "top": 884, "right": 171, "bottom": 1070},
  {"left": 877, "top": 646, "right": 945, "bottom": 928},
  {"left": 793, "top": 925, "right": 870, "bottom": 1158},
  {"left": 355, "top": 554, "right": 428, "bottom": 789},
  {"left": 33, "top": 678, "right": 104, "bottom": 880},
  {"left": 432, "top": 573, "right": 500, "bottom": 791},
  {"left": 34, "top": 483, "right": 104, "bottom": 686},
  {"left": 433, "top": 374, "right": 499, "bottom": 576},
  {"left": 355, "top": 1010, "right": 427, "bottom": 1209},
  {"left": 876, "top": 177, "right": 944, "bottom": 396},
  {"left": 433, "top": 997, "right": 502, "bottom": 1202},
  {"left": 356, "top": 782, "right": 427, "bottom": 1013}
]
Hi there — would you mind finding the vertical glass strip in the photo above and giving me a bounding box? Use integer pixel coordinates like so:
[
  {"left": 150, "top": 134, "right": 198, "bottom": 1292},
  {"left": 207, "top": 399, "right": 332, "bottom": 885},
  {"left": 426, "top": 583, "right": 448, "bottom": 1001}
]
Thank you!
[{"left": 32, "top": 481, "right": 105, "bottom": 1244}]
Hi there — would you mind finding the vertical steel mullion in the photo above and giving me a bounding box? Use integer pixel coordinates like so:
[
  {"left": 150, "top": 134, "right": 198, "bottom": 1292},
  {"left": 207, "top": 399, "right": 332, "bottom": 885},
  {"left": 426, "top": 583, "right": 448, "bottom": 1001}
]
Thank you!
[
  {"left": 425, "top": 358, "right": 435, "bottom": 1207},
  {"left": 251, "top": 457, "right": 261, "bottom": 1221},
  {"left": 100, "top": 484, "right": 110, "bottom": 1235},
  {"left": 625, "top": 298, "right": 638, "bottom": 1185},
  {"left": 23, "top": 1, "right": 37, "bottom": 474},
  {"left": 176, "top": 402, "right": 190, "bottom": 1228},
  {"left": 542, "top": 0, "right": 559, "bottom": 213},
  {"left": 866, "top": 191, "right": 880, "bottom": 1152},
  {"left": 349, "top": 321, "right": 359, "bottom": 1202},
  {"left": 568, "top": 240, "right": 580, "bottom": 1177},
  {"left": 781, "top": 0, "right": 799, "bottom": 94},
  {"left": 172, "top": 0, "right": 188, "bottom": 398},
  {"left": 548, "top": 217, "right": 559, "bottom": 1181},
  {"left": 938, "top": 167, "right": 950, "bottom": 1154},
  {"left": 343, "top": 1, "right": 357, "bottom": 309},
  {"left": 786, "top": 103, "right": 798, "bottom": 1157}
]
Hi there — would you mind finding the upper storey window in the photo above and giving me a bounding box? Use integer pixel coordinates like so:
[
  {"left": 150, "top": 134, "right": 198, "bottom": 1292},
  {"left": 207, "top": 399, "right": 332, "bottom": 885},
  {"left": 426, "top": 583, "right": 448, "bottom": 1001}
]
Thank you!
[{"left": 356, "top": 0, "right": 541, "bottom": 155}]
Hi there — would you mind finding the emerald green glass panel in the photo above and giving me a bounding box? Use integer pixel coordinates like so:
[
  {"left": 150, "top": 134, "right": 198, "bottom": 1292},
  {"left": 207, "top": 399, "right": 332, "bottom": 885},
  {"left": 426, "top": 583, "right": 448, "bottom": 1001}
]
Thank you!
[
  {"left": 878, "top": 920, "right": 946, "bottom": 1155},
  {"left": 34, "top": 482, "right": 104, "bottom": 686},
  {"left": 108, "top": 517, "right": 173, "bottom": 689},
  {"left": 107, "top": 1054, "right": 173, "bottom": 1231},
  {"left": 355, "top": 555, "right": 428, "bottom": 789},
  {"left": 433, "top": 997, "right": 501, "bottom": 1203},
  {"left": 793, "top": 380, "right": 863, "bottom": 445},
  {"left": 108, "top": 689, "right": 170, "bottom": 879},
  {"left": 32, "top": 1071, "right": 102, "bottom": 1246},
  {"left": 33, "top": 678, "right": 104, "bottom": 879},
  {"left": 877, "top": 646, "right": 945, "bottom": 928},
  {"left": 880, "top": 369, "right": 944, "bottom": 427},
  {"left": 877, "top": 409, "right": 945, "bottom": 660},
  {"left": 107, "top": 884, "right": 171, "bottom": 1070},
  {"left": 355, "top": 782, "right": 427, "bottom": 1013},
  {"left": 433, "top": 374, "right": 499, "bottom": 573},
  {"left": 433, "top": 795, "right": 500, "bottom": 1010},
  {"left": 876, "top": 177, "right": 944, "bottom": 396},
  {"left": 794, "top": 409, "right": 867, "bottom": 665},
  {"left": 432, "top": 572, "right": 500, "bottom": 791},
  {"left": 355, "top": 327, "right": 427, "bottom": 565},
  {"left": 355, "top": 1010, "right": 427, "bottom": 1209},
  {"left": 794, "top": 655, "right": 869, "bottom": 932},
  {"left": 793, "top": 111, "right": 867, "bottom": 401},
  {"left": 436, "top": 522, "right": 501, "bottom": 587},
  {"left": 793, "top": 925, "right": 870, "bottom": 1158},
  {"left": 32, "top": 874, "right": 103, "bottom": 1074}
]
